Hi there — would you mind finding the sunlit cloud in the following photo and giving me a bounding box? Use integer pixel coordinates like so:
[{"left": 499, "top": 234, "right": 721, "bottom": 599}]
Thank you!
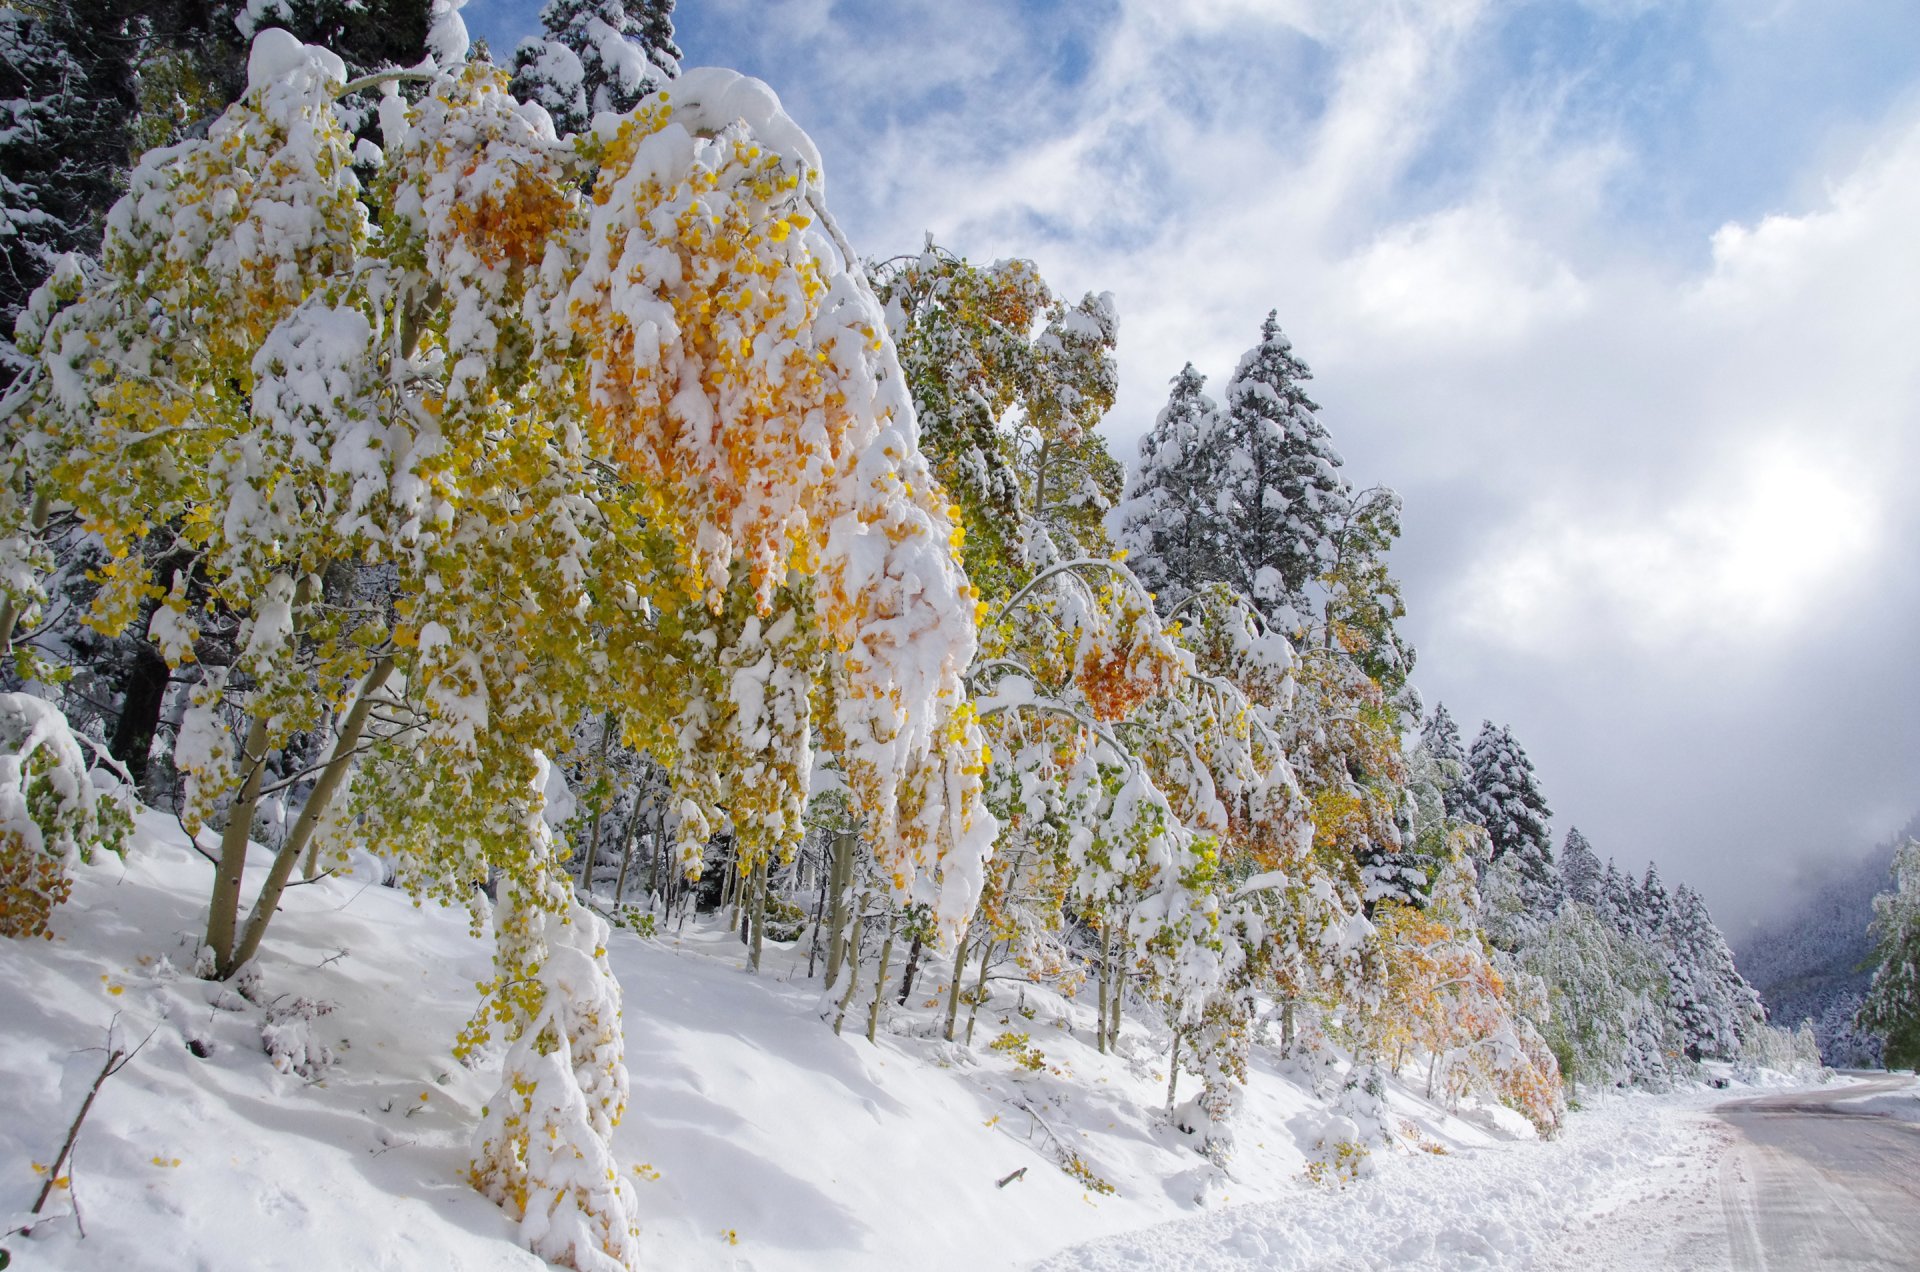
[{"left": 1454, "top": 439, "right": 1881, "bottom": 654}]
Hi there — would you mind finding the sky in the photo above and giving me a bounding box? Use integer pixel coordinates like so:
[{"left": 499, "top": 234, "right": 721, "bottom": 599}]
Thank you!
[{"left": 461, "top": 0, "right": 1920, "bottom": 937}]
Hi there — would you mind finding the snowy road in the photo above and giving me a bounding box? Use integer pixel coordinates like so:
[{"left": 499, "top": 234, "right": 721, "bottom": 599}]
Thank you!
[
  {"left": 1544, "top": 1075, "right": 1920, "bottom": 1271},
  {"left": 1710, "top": 1076, "right": 1920, "bottom": 1270}
]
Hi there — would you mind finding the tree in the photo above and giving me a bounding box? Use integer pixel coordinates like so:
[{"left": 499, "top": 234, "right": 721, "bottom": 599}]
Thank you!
[
  {"left": 1416, "top": 703, "right": 1468, "bottom": 820},
  {"left": 1523, "top": 900, "right": 1671, "bottom": 1093},
  {"left": 0, "top": 692, "right": 132, "bottom": 937},
  {"left": 1115, "top": 363, "right": 1223, "bottom": 614},
  {"left": 1560, "top": 827, "right": 1602, "bottom": 908},
  {"left": 512, "top": 0, "right": 679, "bottom": 137},
  {"left": 1661, "top": 883, "right": 1763, "bottom": 1061},
  {"left": 1213, "top": 311, "right": 1347, "bottom": 628},
  {"left": 15, "top": 31, "right": 998, "bottom": 1264},
  {"left": 871, "top": 244, "right": 1120, "bottom": 606},
  {"left": 0, "top": 3, "right": 133, "bottom": 381},
  {"left": 1463, "top": 722, "right": 1558, "bottom": 924},
  {"left": 1119, "top": 311, "right": 1347, "bottom": 632},
  {"left": 1860, "top": 838, "right": 1920, "bottom": 1067}
]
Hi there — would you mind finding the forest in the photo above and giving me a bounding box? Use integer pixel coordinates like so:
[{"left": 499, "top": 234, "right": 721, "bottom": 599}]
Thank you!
[{"left": 0, "top": 3, "right": 1876, "bottom": 1270}]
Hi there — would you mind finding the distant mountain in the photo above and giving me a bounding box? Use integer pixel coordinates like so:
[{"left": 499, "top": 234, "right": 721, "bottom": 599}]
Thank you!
[{"left": 1734, "top": 817, "right": 1919, "bottom": 1069}]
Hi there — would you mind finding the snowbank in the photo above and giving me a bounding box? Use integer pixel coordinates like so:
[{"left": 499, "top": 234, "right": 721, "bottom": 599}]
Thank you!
[{"left": 0, "top": 816, "right": 1843, "bottom": 1270}]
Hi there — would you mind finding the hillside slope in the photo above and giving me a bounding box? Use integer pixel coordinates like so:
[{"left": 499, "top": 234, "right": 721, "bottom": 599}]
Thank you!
[
  {"left": 0, "top": 816, "right": 1806, "bottom": 1270},
  {"left": 1734, "top": 817, "right": 1918, "bottom": 1068}
]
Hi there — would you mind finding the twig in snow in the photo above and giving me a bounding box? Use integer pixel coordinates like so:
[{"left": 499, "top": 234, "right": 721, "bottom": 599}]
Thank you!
[
  {"left": 19, "top": 1017, "right": 157, "bottom": 1235},
  {"left": 995, "top": 1167, "right": 1027, "bottom": 1188}
]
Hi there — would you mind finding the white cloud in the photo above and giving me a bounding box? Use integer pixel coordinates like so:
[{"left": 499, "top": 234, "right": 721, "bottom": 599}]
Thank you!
[
  {"left": 1453, "top": 439, "right": 1882, "bottom": 655},
  {"left": 1342, "top": 204, "right": 1589, "bottom": 345}
]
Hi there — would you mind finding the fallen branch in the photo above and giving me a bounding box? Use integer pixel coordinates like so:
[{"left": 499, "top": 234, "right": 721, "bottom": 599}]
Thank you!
[{"left": 19, "top": 1018, "right": 157, "bottom": 1235}]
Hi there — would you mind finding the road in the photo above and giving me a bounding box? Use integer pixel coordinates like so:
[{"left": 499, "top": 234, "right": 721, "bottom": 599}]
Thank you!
[{"left": 1708, "top": 1075, "right": 1920, "bottom": 1270}]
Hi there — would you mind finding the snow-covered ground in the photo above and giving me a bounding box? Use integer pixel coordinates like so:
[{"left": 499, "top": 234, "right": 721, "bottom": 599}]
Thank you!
[
  {"left": 1040, "top": 1088, "right": 1742, "bottom": 1271},
  {"left": 0, "top": 817, "right": 1831, "bottom": 1270},
  {"left": 1831, "top": 1079, "right": 1920, "bottom": 1123}
]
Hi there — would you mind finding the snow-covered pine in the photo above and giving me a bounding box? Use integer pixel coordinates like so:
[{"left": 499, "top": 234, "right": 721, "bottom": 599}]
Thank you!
[
  {"left": 1117, "top": 314, "right": 1351, "bottom": 634},
  {"left": 1209, "top": 310, "right": 1348, "bottom": 631},
  {"left": 1559, "top": 827, "right": 1603, "bottom": 908},
  {"left": 1857, "top": 841, "right": 1920, "bottom": 1066},
  {"left": 511, "top": 0, "right": 680, "bottom": 138},
  {"left": 1115, "top": 362, "right": 1225, "bottom": 616},
  {"left": 1416, "top": 702, "right": 1470, "bottom": 820},
  {"left": 1463, "top": 721, "right": 1559, "bottom": 928},
  {"left": 0, "top": 6, "right": 133, "bottom": 383},
  {"left": 1660, "top": 882, "right": 1763, "bottom": 1062}
]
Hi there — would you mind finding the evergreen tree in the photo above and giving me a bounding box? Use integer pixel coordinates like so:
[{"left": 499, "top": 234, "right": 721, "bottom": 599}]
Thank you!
[
  {"left": 1664, "top": 882, "right": 1763, "bottom": 1061},
  {"left": 1214, "top": 311, "right": 1347, "bottom": 627},
  {"left": 1117, "top": 363, "right": 1224, "bottom": 614},
  {"left": 0, "top": 3, "right": 134, "bottom": 375},
  {"left": 1560, "top": 827, "right": 1602, "bottom": 909},
  {"left": 1637, "top": 862, "right": 1672, "bottom": 937},
  {"left": 1860, "top": 838, "right": 1920, "bottom": 1067},
  {"left": 1120, "top": 312, "right": 1347, "bottom": 631},
  {"left": 512, "top": 0, "right": 680, "bottom": 137},
  {"left": 1417, "top": 703, "right": 1469, "bottom": 820},
  {"left": 1463, "top": 721, "right": 1558, "bottom": 916},
  {"left": 1319, "top": 484, "right": 1414, "bottom": 696}
]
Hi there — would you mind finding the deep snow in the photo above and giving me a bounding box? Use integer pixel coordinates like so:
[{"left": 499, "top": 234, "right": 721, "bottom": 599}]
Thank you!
[{"left": 0, "top": 815, "right": 1837, "bottom": 1270}]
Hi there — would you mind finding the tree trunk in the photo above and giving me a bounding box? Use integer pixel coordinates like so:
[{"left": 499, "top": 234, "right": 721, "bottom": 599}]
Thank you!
[
  {"left": 1096, "top": 920, "right": 1110, "bottom": 1054},
  {"left": 578, "top": 713, "right": 615, "bottom": 891},
  {"left": 866, "top": 906, "right": 898, "bottom": 1043},
  {"left": 611, "top": 793, "right": 644, "bottom": 907},
  {"left": 227, "top": 656, "right": 394, "bottom": 974},
  {"left": 832, "top": 901, "right": 866, "bottom": 1036},
  {"left": 942, "top": 930, "right": 970, "bottom": 1041},
  {"left": 824, "top": 828, "right": 855, "bottom": 988},
  {"left": 896, "top": 930, "right": 924, "bottom": 1005},
  {"left": 644, "top": 802, "right": 666, "bottom": 901},
  {"left": 807, "top": 840, "right": 830, "bottom": 979},
  {"left": 748, "top": 857, "right": 767, "bottom": 973},
  {"left": 1166, "top": 1031, "right": 1183, "bottom": 1110},
  {"left": 205, "top": 709, "right": 271, "bottom": 977},
  {"left": 109, "top": 642, "right": 169, "bottom": 792},
  {"left": 964, "top": 938, "right": 995, "bottom": 1046}
]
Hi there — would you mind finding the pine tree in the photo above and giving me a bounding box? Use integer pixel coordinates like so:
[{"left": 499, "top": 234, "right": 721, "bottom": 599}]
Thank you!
[
  {"left": 1117, "top": 363, "right": 1224, "bottom": 614},
  {"left": 1213, "top": 311, "right": 1348, "bottom": 627},
  {"left": 1860, "top": 839, "right": 1920, "bottom": 1067},
  {"left": 1417, "top": 703, "right": 1469, "bottom": 820},
  {"left": 0, "top": 3, "right": 134, "bottom": 377},
  {"left": 1638, "top": 862, "right": 1672, "bottom": 936},
  {"left": 1664, "top": 882, "right": 1763, "bottom": 1061},
  {"left": 511, "top": 0, "right": 680, "bottom": 137},
  {"left": 1120, "top": 312, "right": 1348, "bottom": 631},
  {"left": 1463, "top": 722, "right": 1558, "bottom": 918},
  {"left": 1560, "top": 827, "right": 1602, "bottom": 908}
]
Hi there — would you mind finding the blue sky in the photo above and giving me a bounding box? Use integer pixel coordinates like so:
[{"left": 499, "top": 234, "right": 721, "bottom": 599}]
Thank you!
[{"left": 460, "top": 0, "right": 1920, "bottom": 934}]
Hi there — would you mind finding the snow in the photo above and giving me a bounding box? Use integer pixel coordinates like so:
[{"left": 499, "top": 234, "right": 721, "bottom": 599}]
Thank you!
[
  {"left": 1832, "top": 1082, "right": 1920, "bottom": 1124},
  {"left": 247, "top": 27, "right": 344, "bottom": 96},
  {"left": 0, "top": 813, "right": 1835, "bottom": 1271},
  {"left": 1041, "top": 1087, "right": 1747, "bottom": 1271}
]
